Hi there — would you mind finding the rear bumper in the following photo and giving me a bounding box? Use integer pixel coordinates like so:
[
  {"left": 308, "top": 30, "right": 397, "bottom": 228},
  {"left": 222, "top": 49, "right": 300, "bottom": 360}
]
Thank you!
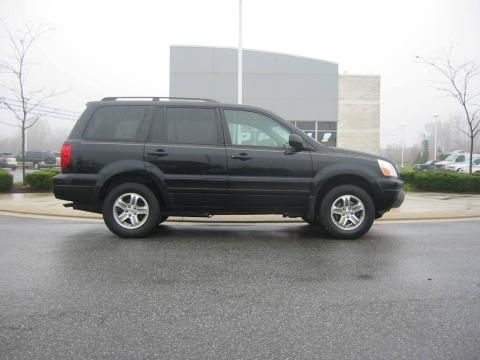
[{"left": 53, "top": 173, "right": 100, "bottom": 211}]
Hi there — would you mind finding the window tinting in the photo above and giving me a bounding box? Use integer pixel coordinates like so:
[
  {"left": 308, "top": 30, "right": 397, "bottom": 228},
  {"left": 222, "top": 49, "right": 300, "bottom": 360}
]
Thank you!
[
  {"left": 224, "top": 110, "right": 291, "bottom": 148},
  {"left": 150, "top": 107, "right": 218, "bottom": 144},
  {"left": 84, "top": 105, "right": 148, "bottom": 141}
]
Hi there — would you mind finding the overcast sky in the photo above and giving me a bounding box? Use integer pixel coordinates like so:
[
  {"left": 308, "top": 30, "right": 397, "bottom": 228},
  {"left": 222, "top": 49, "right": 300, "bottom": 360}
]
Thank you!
[{"left": 1, "top": 0, "right": 479, "bottom": 146}]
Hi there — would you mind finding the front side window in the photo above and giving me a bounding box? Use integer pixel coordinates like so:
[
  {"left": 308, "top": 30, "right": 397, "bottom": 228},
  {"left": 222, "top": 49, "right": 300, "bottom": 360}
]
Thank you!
[
  {"left": 84, "top": 105, "right": 148, "bottom": 141},
  {"left": 224, "top": 110, "right": 291, "bottom": 148},
  {"left": 150, "top": 107, "right": 218, "bottom": 145}
]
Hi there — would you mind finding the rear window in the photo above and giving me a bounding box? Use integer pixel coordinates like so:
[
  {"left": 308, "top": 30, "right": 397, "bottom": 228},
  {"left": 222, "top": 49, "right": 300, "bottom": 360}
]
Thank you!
[
  {"left": 149, "top": 107, "right": 218, "bottom": 145},
  {"left": 83, "top": 105, "right": 148, "bottom": 141}
]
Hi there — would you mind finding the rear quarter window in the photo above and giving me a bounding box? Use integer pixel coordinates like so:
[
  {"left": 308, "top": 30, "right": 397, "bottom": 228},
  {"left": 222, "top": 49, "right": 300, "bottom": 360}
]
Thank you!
[{"left": 83, "top": 105, "right": 148, "bottom": 141}]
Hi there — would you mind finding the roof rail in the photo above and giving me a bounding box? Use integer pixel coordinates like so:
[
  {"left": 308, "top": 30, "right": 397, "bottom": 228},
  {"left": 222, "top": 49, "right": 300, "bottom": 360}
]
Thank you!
[{"left": 101, "top": 96, "right": 218, "bottom": 103}]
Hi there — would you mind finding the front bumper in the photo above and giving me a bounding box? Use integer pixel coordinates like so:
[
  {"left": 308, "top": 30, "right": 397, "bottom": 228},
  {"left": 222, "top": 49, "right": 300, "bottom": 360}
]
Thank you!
[{"left": 375, "top": 177, "right": 404, "bottom": 214}]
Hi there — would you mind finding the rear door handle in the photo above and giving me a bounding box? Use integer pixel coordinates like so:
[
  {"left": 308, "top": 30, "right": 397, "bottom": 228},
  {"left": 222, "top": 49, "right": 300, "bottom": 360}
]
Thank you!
[
  {"left": 231, "top": 153, "right": 251, "bottom": 161},
  {"left": 147, "top": 149, "right": 168, "bottom": 157}
]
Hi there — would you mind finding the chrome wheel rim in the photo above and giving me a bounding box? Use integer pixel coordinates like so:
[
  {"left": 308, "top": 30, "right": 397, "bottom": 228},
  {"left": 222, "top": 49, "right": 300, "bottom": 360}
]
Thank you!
[
  {"left": 330, "top": 195, "right": 365, "bottom": 231},
  {"left": 113, "top": 192, "right": 149, "bottom": 229}
]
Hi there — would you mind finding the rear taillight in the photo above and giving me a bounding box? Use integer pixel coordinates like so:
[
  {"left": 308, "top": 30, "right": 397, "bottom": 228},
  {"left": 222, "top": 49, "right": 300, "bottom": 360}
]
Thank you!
[{"left": 60, "top": 144, "right": 72, "bottom": 171}]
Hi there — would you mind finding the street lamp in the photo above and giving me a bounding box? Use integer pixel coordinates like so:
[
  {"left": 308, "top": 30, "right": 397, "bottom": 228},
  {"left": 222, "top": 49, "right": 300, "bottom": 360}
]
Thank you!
[
  {"left": 400, "top": 124, "right": 406, "bottom": 168},
  {"left": 433, "top": 114, "right": 439, "bottom": 160},
  {"left": 237, "top": 0, "right": 243, "bottom": 105}
]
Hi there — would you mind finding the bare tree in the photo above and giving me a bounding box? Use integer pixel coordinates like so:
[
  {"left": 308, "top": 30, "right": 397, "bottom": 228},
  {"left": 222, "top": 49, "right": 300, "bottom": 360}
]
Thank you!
[
  {"left": 418, "top": 51, "right": 480, "bottom": 174},
  {"left": 0, "top": 20, "right": 61, "bottom": 183}
]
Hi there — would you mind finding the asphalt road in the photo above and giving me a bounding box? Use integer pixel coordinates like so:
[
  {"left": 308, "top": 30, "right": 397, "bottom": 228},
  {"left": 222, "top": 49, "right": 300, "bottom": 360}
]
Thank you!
[{"left": 0, "top": 215, "right": 479, "bottom": 360}]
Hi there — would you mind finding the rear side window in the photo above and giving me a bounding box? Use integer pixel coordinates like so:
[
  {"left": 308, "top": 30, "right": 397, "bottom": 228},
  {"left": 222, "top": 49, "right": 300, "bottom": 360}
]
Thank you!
[
  {"left": 149, "top": 107, "right": 219, "bottom": 145},
  {"left": 83, "top": 105, "right": 148, "bottom": 141}
]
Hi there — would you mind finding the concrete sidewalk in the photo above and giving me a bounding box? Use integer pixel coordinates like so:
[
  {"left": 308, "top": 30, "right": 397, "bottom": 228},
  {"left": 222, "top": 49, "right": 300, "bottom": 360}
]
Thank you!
[{"left": 1, "top": 192, "right": 480, "bottom": 222}]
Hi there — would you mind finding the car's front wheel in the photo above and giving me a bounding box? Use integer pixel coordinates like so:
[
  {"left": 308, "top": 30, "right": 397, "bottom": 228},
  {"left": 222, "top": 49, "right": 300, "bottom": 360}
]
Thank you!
[
  {"left": 102, "top": 183, "right": 160, "bottom": 238},
  {"left": 319, "top": 185, "right": 375, "bottom": 239}
]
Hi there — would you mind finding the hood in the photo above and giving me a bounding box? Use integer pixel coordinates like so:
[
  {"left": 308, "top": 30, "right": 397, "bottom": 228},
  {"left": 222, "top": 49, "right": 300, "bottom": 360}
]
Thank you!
[
  {"left": 329, "top": 146, "right": 381, "bottom": 162},
  {"left": 435, "top": 160, "right": 451, "bottom": 166}
]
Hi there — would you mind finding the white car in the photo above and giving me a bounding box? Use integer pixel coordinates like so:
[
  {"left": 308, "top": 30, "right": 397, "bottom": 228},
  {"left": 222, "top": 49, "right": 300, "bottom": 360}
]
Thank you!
[
  {"left": 459, "top": 164, "right": 480, "bottom": 173},
  {"left": 0, "top": 153, "right": 18, "bottom": 170},
  {"left": 435, "top": 153, "right": 468, "bottom": 170},
  {"left": 445, "top": 157, "right": 480, "bottom": 172}
]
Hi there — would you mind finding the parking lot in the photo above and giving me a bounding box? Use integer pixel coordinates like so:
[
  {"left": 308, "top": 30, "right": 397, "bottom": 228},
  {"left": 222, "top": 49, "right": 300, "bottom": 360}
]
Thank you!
[{"left": 1, "top": 215, "right": 479, "bottom": 359}]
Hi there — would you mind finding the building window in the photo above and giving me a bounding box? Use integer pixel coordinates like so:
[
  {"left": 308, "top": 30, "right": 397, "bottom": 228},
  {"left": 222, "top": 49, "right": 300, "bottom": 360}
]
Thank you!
[{"left": 292, "top": 121, "right": 337, "bottom": 147}]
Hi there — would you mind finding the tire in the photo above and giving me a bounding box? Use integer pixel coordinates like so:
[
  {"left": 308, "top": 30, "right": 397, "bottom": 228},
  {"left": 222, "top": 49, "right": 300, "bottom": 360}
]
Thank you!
[
  {"left": 102, "top": 182, "right": 160, "bottom": 238},
  {"left": 319, "top": 184, "right": 375, "bottom": 239}
]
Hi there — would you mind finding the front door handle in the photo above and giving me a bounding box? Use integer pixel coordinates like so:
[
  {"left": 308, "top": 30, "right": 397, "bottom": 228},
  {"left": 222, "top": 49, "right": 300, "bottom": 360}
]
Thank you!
[
  {"left": 147, "top": 149, "right": 168, "bottom": 157},
  {"left": 231, "top": 153, "right": 251, "bottom": 161}
]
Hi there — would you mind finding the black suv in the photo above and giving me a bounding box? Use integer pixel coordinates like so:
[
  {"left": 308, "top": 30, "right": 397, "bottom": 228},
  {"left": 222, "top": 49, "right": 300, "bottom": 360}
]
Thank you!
[{"left": 53, "top": 97, "right": 404, "bottom": 239}]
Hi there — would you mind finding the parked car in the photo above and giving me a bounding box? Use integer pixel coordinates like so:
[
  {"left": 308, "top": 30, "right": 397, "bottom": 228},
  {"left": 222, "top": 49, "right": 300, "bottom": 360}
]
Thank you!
[
  {"left": 412, "top": 160, "right": 437, "bottom": 171},
  {"left": 435, "top": 153, "right": 468, "bottom": 170},
  {"left": 445, "top": 157, "right": 480, "bottom": 172},
  {"left": 0, "top": 152, "right": 18, "bottom": 170},
  {"left": 459, "top": 165, "right": 480, "bottom": 173},
  {"left": 53, "top": 151, "right": 61, "bottom": 166},
  {"left": 16, "top": 151, "right": 57, "bottom": 169},
  {"left": 53, "top": 97, "right": 404, "bottom": 239}
]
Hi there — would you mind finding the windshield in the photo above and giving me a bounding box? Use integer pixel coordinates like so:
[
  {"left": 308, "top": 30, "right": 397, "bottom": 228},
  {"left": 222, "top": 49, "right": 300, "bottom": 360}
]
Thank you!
[{"left": 445, "top": 154, "right": 460, "bottom": 162}]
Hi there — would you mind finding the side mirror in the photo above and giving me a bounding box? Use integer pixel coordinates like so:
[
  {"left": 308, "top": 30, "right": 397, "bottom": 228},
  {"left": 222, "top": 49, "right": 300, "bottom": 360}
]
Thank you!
[{"left": 289, "top": 134, "right": 304, "bottom": 150}]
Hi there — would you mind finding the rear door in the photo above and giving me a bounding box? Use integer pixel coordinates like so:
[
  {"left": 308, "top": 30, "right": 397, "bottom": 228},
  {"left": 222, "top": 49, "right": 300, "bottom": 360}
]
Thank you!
[
  {"left": 222, "top": 108, "right": 312, "bottom": 212},
  {"left": 144, "top": 106, "right": 228, "bottom": 212}
]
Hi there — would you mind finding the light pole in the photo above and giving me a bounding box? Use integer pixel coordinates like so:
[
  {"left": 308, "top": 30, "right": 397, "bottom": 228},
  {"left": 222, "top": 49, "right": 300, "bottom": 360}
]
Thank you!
[
  {"left": 237, "top": 0, "right": 243, "bottom": 105},
  {"left": 433, "top": 114, "right": 439, "bottom": 160},
  {"left": 400, "top": 124, "right": 406, "bottom": 168}
]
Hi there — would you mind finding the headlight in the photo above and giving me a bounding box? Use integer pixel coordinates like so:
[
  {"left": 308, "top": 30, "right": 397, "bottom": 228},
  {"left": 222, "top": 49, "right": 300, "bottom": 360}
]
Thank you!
[{"left": 378, "top": 159, "right": 398, "bottom": 178}]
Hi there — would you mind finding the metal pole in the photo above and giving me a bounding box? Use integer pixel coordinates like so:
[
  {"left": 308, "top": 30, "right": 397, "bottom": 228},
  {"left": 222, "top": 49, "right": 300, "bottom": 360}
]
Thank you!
[
  {"left": 237, "top": 0, "right": 243, "bottom": 105},
  {"left": 400, "top": 124, "right": 405, "bottom": 168},
  {"left": 433, "top": 114, "right": 439, "bottom": 160}
]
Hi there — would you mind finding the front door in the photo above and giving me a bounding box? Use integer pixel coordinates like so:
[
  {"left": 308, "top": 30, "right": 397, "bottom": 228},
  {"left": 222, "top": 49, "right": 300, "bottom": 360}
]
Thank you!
[
  {"left": 144, "top": 106, "right": 228, "bottom": 212},
  {"left": 222, "top": 109, "right": 312, "bottom": 213}
]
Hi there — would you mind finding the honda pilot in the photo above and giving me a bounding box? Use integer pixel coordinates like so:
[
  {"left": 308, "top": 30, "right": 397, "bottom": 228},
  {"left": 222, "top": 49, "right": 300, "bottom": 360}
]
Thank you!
[{"left": 53, "top": 97, "right": 404, "bottom": 239}]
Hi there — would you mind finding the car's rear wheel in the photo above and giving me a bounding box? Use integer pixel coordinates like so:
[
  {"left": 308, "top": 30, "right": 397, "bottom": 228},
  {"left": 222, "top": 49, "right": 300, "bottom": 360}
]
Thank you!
[
  {"left": 319, "top": 185, "right": 375, "bottom": 239},
  {"left": 102, "top": 182, "right": 160, "bottom": 238}
]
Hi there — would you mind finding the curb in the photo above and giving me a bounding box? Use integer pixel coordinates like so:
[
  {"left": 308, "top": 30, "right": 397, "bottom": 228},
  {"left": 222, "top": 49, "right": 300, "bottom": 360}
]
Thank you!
[{"left": 1, "top": 208, "right": 480, "bottom": 223}]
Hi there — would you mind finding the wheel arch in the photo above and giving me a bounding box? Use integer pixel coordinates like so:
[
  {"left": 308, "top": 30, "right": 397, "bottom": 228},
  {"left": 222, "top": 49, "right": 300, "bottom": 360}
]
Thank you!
[
  {"left": 94, "top": 168, "right": 171, "bottom": 211},
  {"left": 308, "top": 171, "right": 382, "bottom": 221}
]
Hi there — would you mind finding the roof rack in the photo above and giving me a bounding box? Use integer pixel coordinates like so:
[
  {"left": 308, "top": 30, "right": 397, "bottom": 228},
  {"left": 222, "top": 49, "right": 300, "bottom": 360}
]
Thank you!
[{"left": 101, "top": 96, "right": 218, "bottom": 103}]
